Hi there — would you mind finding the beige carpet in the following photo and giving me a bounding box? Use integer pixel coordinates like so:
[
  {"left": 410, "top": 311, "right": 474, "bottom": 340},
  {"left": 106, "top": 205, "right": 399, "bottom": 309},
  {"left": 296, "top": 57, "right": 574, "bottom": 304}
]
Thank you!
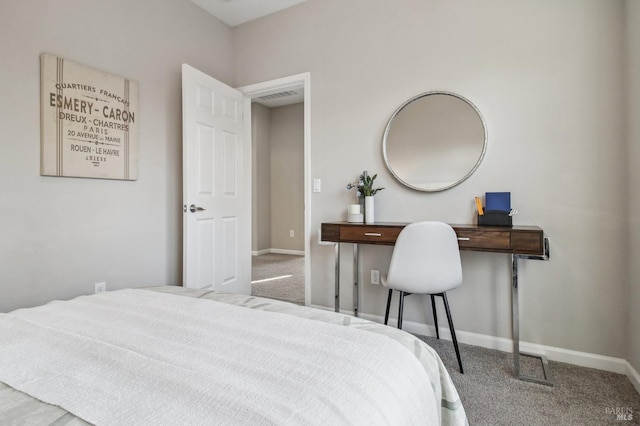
[{"left": 251, "top": 253, "right": 305, "bottom": 305}]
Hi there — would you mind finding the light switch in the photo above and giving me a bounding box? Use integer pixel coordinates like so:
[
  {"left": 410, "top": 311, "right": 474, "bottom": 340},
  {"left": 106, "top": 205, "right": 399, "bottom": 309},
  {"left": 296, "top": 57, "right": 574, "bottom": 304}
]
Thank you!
[{"left": 313, "top": 178, "right": 321, "bottom": 193}]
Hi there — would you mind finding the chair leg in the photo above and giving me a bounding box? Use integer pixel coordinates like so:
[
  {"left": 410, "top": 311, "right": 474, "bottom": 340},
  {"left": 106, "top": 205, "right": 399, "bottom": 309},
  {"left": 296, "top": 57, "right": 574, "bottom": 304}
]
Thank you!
[
  {"left": 397, "top": 291, "right": 405, "bottom": 329},
  {"left": 441, "top": 292, "right": 464, "bottom": 374},
  {"left": 430, "top": 295, "right": 439, "bottom": 339},
  {"left": 384, "top": 289, "right": 393, "bottom": 325}
]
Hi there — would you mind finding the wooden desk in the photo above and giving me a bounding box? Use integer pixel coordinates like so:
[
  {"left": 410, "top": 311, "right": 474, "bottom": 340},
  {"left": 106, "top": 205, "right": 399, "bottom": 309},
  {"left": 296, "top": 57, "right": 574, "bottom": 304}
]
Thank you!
[{"left": 320, "top": 221, "right": 552, "bottom": 385}]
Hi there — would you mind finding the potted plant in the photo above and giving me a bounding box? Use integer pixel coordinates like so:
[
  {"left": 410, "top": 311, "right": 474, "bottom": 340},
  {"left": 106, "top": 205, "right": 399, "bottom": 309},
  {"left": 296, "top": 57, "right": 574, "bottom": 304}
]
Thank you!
[{"left": 346, "top": 171, "right": 384, "bottom": 223}]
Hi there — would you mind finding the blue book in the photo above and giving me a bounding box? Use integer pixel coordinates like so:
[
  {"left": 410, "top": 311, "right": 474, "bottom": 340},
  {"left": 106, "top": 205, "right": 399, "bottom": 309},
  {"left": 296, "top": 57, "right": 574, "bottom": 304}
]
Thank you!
[{"left": 485, "top": 192, "right": 511, "bottom": 212}]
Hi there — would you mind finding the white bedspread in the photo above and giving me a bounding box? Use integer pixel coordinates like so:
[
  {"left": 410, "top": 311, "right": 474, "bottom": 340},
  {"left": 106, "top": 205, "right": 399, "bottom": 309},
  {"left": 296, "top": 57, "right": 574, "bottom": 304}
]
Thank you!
[{"left": 0, "top": 289, "right": 439, "bottom": 425}]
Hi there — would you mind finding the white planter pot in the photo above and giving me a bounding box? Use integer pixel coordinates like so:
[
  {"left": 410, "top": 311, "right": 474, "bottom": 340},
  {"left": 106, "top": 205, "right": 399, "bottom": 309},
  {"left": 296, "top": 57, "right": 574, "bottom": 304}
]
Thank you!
[{"left": 364, "top": 196, "right": 375, "bottom": 224}]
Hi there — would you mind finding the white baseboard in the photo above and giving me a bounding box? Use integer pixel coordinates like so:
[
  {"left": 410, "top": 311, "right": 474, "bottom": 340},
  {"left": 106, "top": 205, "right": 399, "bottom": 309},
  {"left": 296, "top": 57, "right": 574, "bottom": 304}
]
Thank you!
[
  {"left": 252, "top": 248, "right": 304, "bottom": 256},
  {"left": 309, "top": 304, "right": 632, "bottom": 379},
  {"left": 627, "top": 361, "right": 640, "bottom": 395},
  {"left": 270, "top": 248, "right": 304, "bottom": 256}
]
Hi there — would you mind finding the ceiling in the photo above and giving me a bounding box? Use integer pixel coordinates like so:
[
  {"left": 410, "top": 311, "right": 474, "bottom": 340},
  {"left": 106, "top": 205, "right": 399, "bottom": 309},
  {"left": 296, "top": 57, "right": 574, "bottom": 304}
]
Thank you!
[{"left": 191, "top": 0, "right": 307, "bottom": 27}]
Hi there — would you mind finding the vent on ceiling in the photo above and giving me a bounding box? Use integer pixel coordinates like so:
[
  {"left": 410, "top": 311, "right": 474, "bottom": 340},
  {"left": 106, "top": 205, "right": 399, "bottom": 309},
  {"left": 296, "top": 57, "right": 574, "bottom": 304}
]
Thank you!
[{"left": 257, "top": 91, "right": 298, "bottom": 101}]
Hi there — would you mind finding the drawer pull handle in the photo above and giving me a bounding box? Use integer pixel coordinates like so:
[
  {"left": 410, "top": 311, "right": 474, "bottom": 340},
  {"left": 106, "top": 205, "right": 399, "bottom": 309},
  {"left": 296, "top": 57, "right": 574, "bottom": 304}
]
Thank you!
[
  {"left": 457, "top": 237, "right": 470, "bottom": 241},
  {"left": 364, "top": 233, "right": 382, "bottom": 237}
]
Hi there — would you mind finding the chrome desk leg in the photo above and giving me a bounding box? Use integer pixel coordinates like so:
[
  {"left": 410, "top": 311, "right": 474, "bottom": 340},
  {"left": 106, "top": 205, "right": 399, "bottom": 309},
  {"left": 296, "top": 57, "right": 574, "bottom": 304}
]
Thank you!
[
  {"left": 511, "top": 237, "right": 552, "bottom": 386},
  {"left": 333, "top": 242, "right": 359, "bottom": 317},
  {"left": 334, "top": 243, "right": 340, "bottom": 313},
  {"left": 353, "top": 243, "right": 359, "bottom": 317}
]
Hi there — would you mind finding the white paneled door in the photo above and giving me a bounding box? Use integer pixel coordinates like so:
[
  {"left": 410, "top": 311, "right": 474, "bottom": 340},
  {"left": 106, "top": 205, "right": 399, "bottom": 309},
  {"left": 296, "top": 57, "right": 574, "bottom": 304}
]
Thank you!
[{"left": 182, "top": 64, "right": 250, "bottom": 294}]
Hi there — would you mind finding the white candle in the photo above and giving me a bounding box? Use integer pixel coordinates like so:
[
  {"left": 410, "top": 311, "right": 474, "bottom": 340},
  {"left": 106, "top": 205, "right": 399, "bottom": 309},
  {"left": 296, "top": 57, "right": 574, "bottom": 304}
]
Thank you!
[{"left": 349, "top": 204, "right": 361, "bottom": 215}]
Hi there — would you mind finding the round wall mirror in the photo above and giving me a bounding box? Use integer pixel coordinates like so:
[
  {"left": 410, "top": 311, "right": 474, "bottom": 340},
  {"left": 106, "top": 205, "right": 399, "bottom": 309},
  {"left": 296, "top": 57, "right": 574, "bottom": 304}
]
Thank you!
[{"left": 382, "top": 91, "right": 487, "bottom": 192}]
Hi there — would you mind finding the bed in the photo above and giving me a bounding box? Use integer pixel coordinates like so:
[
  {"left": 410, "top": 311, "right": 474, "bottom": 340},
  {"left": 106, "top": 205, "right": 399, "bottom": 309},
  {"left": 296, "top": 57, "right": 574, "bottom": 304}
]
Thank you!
[{"left": 0, "top": 286, "right": 468, "bottom": 425}]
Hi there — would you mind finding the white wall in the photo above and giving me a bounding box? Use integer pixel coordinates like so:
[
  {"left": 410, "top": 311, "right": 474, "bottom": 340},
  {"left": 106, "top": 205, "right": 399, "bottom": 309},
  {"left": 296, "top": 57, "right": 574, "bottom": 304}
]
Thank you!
[
  {"left": 270, "top": 103, "right": 305, "bottom": 252},
  {"left": 626, "top": 0, "right": 640, "bottom": 373},
  {"left": 0, "top": 0, "right": 233, "bottom": 312},
  {"left": 251, "top": 103, "right": 272, "bottom": 253},
  {"left": 251, "top": 102, "right": 304, "bottom": 254},
  {"left": 233, "top": 0, "right": 630, "bottom": 359}
]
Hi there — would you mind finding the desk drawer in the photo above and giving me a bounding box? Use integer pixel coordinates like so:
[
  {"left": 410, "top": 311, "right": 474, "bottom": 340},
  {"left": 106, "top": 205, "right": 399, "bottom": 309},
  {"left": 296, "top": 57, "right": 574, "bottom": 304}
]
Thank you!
[
  {"left": 511, "top": 231, "right": 544, "bottom": 255},
  {"left": 340, "top": 226, "right": 401, "bottom": 244},
  {"left": 456, "top": 230, "right": 510, "bottom": 250}
]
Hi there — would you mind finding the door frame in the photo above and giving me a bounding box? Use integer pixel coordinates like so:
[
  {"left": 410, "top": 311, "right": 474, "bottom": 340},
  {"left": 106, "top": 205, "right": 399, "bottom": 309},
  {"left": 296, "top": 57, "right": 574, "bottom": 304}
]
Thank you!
[{"left": 237, "top": 72, "right": 311, "bottom": 306}]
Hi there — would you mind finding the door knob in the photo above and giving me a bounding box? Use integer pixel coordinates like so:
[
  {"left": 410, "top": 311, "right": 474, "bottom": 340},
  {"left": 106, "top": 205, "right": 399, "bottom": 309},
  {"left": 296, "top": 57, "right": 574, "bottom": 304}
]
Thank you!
[{"left": 189, "top": 204, "right": 206, "bottom": 213}]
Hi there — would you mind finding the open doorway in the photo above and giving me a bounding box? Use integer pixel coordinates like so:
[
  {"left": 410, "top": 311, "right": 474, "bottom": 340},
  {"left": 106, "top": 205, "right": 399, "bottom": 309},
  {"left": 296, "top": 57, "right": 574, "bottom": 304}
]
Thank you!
[{"left": 238, "top": 73, "right": 311, "bottom": 306}]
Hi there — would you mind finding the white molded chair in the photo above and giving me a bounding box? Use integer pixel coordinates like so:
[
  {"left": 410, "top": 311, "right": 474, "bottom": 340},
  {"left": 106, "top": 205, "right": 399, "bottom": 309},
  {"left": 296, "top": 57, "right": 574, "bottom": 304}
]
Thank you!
[{"left": 381, "top": 221, "right": 464, "bottom": 373}]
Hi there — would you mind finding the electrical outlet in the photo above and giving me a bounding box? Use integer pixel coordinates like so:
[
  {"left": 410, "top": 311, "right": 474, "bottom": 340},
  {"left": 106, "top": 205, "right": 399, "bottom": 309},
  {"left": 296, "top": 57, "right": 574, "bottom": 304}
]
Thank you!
[
  {"left": 289, "top": 229, "right": 295, "bottom": 238},
  {"left": 94, "top": 282, "right": 106, "bottom": 294},
  {"left": 370, "top": 270, "right": 380, "bottom": 285}
]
